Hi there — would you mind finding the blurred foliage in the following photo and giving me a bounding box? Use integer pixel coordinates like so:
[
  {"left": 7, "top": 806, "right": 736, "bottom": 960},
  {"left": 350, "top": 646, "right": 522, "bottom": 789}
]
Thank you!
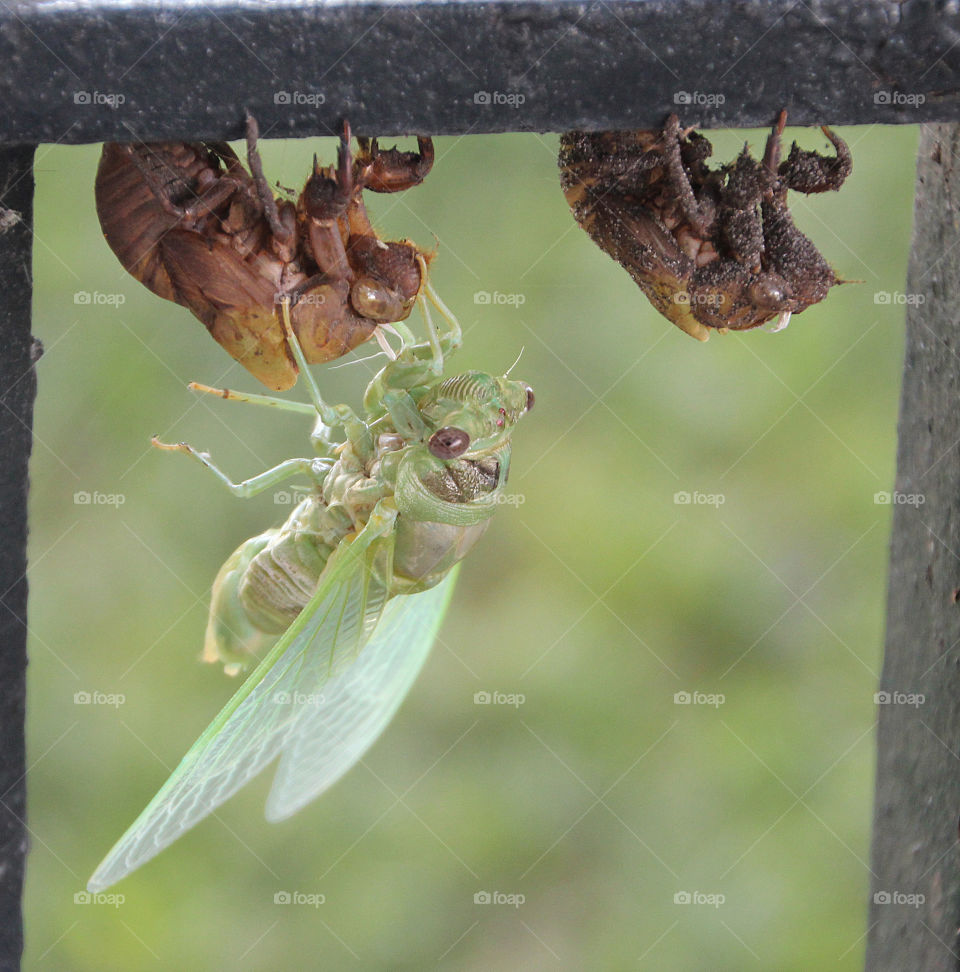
[{"left": 24, "top": 122, "right": 918, "bottom": 970}]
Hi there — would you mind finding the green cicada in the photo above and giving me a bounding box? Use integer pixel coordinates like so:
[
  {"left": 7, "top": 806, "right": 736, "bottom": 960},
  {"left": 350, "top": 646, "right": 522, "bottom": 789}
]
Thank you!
[{"left": 87, "top": 269, "right": 533, "bottom": 891}]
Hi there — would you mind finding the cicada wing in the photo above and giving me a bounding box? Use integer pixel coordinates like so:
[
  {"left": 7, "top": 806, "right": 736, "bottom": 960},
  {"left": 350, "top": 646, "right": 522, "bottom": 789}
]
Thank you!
[
  {"left": 265, "top": 568, "right": 458, "bottom": 822},
  {"left": 87, "top": 531, "right": 389, "bottom": 893}
]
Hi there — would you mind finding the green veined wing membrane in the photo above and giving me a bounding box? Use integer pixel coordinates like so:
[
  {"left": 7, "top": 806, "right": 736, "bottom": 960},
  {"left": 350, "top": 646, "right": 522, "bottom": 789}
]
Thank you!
[
  {"left": 88, "top": 534, "right": 452, "bottom": 891},
  {"left": 265, "top": 567, "right": 457, "bottom": 821}
]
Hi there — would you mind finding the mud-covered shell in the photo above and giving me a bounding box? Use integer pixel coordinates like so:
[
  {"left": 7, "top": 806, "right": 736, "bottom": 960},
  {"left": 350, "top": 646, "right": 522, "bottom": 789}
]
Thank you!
[{"left": 559, "top": 114, "right": 851, "bottom": 340}]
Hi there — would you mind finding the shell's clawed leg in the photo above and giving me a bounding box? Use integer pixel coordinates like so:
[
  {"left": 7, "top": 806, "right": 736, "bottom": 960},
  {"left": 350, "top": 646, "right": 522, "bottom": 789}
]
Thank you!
[
  {"left": 151, "top": 437, "right": 319, "bottom": 498},
  {"left": 124, "top": 144, "right": 248, "bottom": 223},
  {"left": 661, "top": 114, "right": 712, "bottom": 236},
  {"left": 762, "top": 109, "right": 788, "bottom": 176},
  {"left": 777, "top": 115, "right": 852, "bottom": 195},
  {"left": 243, "top": 112, "right": 294, "bottom": 244},
  {"left": 355, "top": 135, "right": 434, "bottom": 192},
  {"left": 303, "top": 122, "right": 355, "bottom": 223}
]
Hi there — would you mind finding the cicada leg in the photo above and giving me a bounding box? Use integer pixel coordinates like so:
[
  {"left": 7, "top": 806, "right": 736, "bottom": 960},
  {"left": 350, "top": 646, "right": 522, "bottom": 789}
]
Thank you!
[
  {"left": 150, "top": 437, "right": 324, "bottom": 498},
  {"left": 186, "top": 381, "right": 341, "bottom": 461},
  {"left": 278, "top": 298, "right": 377, "bottom": 463},
  {"left": 416, "top": 254, "right": 462, "bottom": 367},
  {"left": 187, "top": 382, "right": 317, "bottom": 416}
]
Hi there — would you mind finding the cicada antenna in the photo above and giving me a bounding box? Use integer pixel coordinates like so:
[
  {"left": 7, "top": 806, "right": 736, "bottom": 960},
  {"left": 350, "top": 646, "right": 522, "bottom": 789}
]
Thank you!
[{"left": 504, "top": 346, "right": 525, "bottom": 376}]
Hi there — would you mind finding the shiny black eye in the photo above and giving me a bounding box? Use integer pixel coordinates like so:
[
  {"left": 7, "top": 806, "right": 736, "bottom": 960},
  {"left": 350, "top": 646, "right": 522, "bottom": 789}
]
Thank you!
[
  {"left": 428, "top": 426, "right": 471, "bottom": 459},
  {"left": 525, "top": 386, "right": 535, "bottom": 412}
]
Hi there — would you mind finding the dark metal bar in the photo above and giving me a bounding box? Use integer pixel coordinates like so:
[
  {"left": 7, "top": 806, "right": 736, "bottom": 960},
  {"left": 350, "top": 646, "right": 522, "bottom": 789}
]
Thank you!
[
  {"left": 0, "top": 0, "right": 955, "bottom": 145},
  {"left": 0, "top": 145, "right": 36, "bottom": 972},
  {"left": 866, "top": 123, "right": 960, "bottom": 971}
]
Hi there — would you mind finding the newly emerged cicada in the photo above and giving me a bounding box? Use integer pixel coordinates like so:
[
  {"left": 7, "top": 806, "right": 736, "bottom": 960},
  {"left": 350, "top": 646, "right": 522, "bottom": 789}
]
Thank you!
[
  {"left": 559, "top": 111, "right": 851, "bottom": 340},
  {"left": 96, "top": 116, "right": 434, "bottom": 389},
  {"left": 87, "top": 275, "right": 534, "bottom": 891}
]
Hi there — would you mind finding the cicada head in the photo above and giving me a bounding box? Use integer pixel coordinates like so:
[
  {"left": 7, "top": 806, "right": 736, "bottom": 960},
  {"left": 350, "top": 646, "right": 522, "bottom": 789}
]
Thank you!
[{"left": 418, "top": 371, "right": 534, "bottom": 459}]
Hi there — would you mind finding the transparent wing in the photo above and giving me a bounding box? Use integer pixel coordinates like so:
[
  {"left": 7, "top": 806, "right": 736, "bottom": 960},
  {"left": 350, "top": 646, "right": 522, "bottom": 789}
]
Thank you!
[
  {"left": 265, "top": 567, "right": 458, "bottom": 821},
  {"left": 87, "top": 528, "right": 390, "bottom": 893}
]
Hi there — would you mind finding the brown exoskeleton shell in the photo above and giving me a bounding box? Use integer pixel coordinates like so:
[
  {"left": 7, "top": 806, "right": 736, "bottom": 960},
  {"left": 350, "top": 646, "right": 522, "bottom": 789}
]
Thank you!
[
  {"left": 558, "top": 111, "right": 851, "bottom": 340},
  {"left": 95, "top": 117, "right": 434, "bottom": 389}
]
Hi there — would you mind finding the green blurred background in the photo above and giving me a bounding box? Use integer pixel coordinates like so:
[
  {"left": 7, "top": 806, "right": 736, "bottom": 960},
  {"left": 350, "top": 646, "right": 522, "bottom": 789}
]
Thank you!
[{"left": 24, "top": 124, "right": 918, "bottom": 970}]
